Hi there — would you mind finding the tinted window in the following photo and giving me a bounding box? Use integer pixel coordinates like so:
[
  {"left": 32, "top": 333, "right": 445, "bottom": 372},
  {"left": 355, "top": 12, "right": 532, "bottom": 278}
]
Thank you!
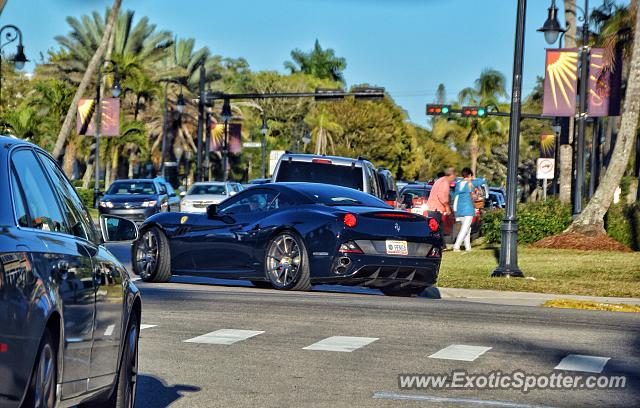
[
  {"left": 219, "top": 189, "right": 278, "bottom": 214},
  {"left": 37, "top": 152, "right": 97, "bottom": 242},
  {"left": 275, "top": 161, "right": 364, "bottom": 191},
  {"left": 188, "top": 184, "right": 227, "bottom": 195},
  {"left": 303, "top": 187, "right": 389, "bottom": 208},
  {"left": 401, "top": 187, "right": 431, "bottom": 199},
  {"left": 10, "top": 170, "right": 29, "bottom": 227},
  {"left": 11, "top": 149, "right": 68, "bottom": 234},
  {"left": 107, "top": 181, "right": 156, "bottom": 195}
]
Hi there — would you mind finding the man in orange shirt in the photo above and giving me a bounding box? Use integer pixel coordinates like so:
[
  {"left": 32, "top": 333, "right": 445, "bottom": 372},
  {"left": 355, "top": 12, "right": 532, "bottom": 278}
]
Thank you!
[{"left": 426, "top": 167, "right": 457, "bottom": 216}]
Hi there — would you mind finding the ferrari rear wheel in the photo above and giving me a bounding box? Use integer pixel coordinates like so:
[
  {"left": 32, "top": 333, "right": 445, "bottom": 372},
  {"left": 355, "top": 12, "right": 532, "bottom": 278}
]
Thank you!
[
  {"left": 134, "top": 227, "right": 171, "bottom": 283},
  {"left": 265, "top": 232, "right": 311, "bottom": 291}
]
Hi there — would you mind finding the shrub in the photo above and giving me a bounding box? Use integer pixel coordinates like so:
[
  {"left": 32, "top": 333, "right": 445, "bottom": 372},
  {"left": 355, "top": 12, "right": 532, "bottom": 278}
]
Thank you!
[
  {"left": 75, "top": 187, "right": 94, "bottom": 209},
  {"left": 606, "top": 203, "right": 640, "bottom": 251},
  {"left": 481, "top": 199, "right": 573, "bottom": 244}
]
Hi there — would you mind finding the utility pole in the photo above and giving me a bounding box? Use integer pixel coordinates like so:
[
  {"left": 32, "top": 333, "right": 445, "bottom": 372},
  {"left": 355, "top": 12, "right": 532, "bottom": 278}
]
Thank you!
[{"left": 196, "top": 62, "right": 205, "bottom": 182}]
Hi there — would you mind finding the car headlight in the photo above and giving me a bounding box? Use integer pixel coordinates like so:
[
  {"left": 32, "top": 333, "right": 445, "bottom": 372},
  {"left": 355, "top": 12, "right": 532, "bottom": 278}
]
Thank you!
[
  {"left": 141, "top": 200, "right": 157, "bottom": 208},
  {"left": 99, "top": 201, "right": 113, "bottom": 208}
]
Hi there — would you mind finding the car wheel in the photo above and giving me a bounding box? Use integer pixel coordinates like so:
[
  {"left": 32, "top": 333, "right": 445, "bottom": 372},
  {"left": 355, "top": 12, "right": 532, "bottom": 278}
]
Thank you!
[
  {"left": 87, "top": 314, "right": 139, "bottom": 408},
  {"left": 24, "top": 329, "right": 57, "bottom": 408},
  {"left": 134, "top": 227, "right": 171, "bottom": 282},
  {"left": 380, "top": 286, "right": 426, "bottom": 297},
  {"left": 265, "top": 232, "right": 311, "bottom": 291}
]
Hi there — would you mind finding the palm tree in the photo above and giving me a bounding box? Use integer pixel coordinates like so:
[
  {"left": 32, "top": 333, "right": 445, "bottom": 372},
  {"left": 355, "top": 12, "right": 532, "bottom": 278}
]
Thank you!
[
  {"left": 284, "top": 39, "right": 347, "bottom": 84},
  {"left": 567, "top": 1, "right": 640, "bottom": 235},
  {"left": 51, "top": 0, "right": 122, "bottom": 161},
  {"left": 305, "top": 106, "right": 343, "bottom": 155}
]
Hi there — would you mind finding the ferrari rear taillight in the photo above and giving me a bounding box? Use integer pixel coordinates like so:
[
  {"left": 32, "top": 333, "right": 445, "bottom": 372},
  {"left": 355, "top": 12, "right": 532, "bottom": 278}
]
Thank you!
[
  {"left": 428, "top": 218, "right": 439, "bottom": 232},
  {"left": 343, "top": 213, "right": 357, "bottom": 228},
  {"left": 339, "top": 241, "right": 363, "bottom": 254}
]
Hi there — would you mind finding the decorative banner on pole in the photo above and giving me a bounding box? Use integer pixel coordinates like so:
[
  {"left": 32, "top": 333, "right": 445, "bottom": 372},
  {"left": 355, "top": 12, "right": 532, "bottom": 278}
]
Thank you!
[
  {"left": 539, "top": 133, "right": 556, "bottom": 158},
  {"left": 210, "top": 123, "right": 242, "bottom": 154},
  {"left": 77, "top": 98, "right": 120, "bottom": 136},
  {"left": 588, "top": 48, "right": 623, "bottom": 117},
  {"left": 543, "top": 49, "right": 579, "bottom": 117}
]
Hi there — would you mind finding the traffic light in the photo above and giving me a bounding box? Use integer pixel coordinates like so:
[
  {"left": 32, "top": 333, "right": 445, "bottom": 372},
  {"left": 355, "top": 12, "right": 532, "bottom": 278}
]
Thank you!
[
  {"left": 461, "top": 106, "right": 488, "bottom": 118},
  {"left": 426, "top": 104, "right": 451, "bottom": 116}
]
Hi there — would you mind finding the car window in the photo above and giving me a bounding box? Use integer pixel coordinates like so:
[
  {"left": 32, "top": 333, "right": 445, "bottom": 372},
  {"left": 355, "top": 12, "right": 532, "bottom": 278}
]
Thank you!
[
  {"left": 275, "top": 160, "right": 364, "bottom": 191},
  {"left": 219, "top": 189, "right": 278, "bottom": 214},
  {"left": 11, "top": 149, "right": 68, "bottom": 234},
  {"left": 159, "top": 183, "right": 168, "bottom": 195},
  {"left": 107, "top": 181, "right": 156, "bottom": 195},
  {"left": 10, "top": 169, "right": 29, "bottom": 228},
  {"left": 188, "top": 184, "right": 227, "bottom": 195},
  {"left": 268, "top": 193, "right": 297, "bottom": 210},
  {"left": 37, "top": 152, "right": 98, "bottom": 243}
]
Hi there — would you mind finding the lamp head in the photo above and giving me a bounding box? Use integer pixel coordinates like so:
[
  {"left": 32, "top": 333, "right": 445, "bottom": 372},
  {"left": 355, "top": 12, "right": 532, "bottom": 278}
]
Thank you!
[
  {"left": 537, "top": 0, "right": 566, "bottom": 45},
  {"left": 13, "top": 44, "right": 28, "bottom": 70}
]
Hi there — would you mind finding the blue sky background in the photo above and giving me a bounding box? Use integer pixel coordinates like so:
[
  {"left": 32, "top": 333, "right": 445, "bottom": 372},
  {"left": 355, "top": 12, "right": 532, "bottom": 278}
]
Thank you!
[{"left": 2, "top": 0, "right": 585, "bottom": 124}]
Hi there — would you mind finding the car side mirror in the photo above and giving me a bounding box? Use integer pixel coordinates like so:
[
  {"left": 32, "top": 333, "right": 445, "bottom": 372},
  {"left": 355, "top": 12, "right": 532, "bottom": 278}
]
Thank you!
[
  {"left": 384, "top": 191, "right": 398, "bottom": 202},
  {"left": 206, "top": 204, "right": 218, "bottom": 219},
  {"left": 99, "top": 215, "right": 139, "bottom": 242}
]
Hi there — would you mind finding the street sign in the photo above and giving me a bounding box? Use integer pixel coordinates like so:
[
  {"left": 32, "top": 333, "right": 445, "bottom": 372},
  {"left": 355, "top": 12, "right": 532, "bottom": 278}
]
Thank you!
[
  {"left": 536, "top": 158, "right": 555, "bottom": 179},
  {"left": 243, "top": 142, "right": 262, "bottom": 148}
]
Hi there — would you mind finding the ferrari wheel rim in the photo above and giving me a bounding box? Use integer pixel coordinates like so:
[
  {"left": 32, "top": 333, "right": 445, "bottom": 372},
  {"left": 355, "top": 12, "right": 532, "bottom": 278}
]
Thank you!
[
  {"left": 34, "top": 343, "right": 55, "bottom": 408},
  {"left": 124, "top": 324, "right": 139, "bottom": 408},
  {"left": 266, "top": 234, "right": 301, "bottom": 287},
  {"left": 136, "top": 231, "right": 158, "bottom": 279}
]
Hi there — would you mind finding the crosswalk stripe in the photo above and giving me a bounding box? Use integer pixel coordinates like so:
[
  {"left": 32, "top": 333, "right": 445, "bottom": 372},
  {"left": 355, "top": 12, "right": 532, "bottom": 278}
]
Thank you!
[
  {"left": 184, "top": 329, "right": 265, "bottom": 345},
  {"left": 428, "top": 344, "right": 492, "bottom": 362},
  {"left": 140, "top": 324, "right": 157, "bottom": 330},
  {"left": 303, "top": 336, "right": 379, "bottom": 352},
  {"left": 554, "top": 354, "right": 610, "bottom": 374}
]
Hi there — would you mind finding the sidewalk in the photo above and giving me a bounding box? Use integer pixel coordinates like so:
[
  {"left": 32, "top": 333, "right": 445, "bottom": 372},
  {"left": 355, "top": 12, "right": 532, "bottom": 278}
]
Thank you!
[{"left": 421, "top": 287, "right": 640, "bottom": 307}]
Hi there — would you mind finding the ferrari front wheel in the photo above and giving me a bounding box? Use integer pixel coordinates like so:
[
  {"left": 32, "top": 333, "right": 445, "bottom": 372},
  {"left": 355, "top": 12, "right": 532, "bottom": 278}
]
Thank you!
[
  {"left": 265, "top": 232, "right": 311, "bottom": 291},
  {"left": 134, "top": 227, "right": 171, "bottom": 283}
]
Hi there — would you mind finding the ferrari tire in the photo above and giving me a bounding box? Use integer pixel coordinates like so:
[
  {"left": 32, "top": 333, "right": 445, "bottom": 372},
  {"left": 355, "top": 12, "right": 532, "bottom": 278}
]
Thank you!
[
  {"left": 380, "top": 286, "right": 427, "bottom": 297},
  {"left": 23, "top": 329, "right": 57, "bottom": 408},
  {"left": 265, "top": 232, "right": 311, "bottom": 291},
  {"left": 134, "top": 227, "right": 171, "bottom": 283}
]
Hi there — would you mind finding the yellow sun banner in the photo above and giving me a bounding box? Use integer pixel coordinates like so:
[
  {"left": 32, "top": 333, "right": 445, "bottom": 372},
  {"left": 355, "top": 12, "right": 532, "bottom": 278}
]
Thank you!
[{"left": 543, "top": 49, "right": 578, "bottom": 117}]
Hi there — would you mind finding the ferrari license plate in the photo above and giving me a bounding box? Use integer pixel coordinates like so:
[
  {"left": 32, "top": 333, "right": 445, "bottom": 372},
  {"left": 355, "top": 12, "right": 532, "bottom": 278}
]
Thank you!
[{"left": 386, "top": 240, "right": 408, "bottom": 256}]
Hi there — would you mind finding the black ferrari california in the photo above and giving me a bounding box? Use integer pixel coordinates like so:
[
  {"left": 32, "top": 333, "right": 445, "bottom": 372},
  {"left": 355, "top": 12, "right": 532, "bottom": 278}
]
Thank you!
[{"left": 133, "top": 183, "right": 443, "bottom": 296}]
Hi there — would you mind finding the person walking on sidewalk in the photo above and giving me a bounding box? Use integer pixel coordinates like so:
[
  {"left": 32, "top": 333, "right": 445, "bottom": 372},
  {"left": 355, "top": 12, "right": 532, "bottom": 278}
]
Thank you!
[
  {"left": 426, "top": 167, "right": 456, "bottom": 218},
  {"left": 452, "top": 167, "right": 486, "bottom": 252}
]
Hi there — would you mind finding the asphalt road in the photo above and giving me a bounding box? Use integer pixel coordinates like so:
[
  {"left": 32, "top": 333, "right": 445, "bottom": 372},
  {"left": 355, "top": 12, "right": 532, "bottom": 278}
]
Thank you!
[{"left": 106, "top": 244, "right": 640, "bottom": 408}]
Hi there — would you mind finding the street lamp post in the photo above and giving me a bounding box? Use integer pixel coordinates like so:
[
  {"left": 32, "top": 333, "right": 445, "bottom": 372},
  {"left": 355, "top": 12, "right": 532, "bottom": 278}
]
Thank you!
[
  {"left": 0, "top": 24, "right": 28, "bottom": 107},
  {"left": 260, "top": 112, "right": 268, "bottom": 179},
  {"left": 221, "top": 99, "right": 232, "bottom": 182},
  {"left": 160, "top": 80, "right": 185, "bottom": 178},
  {"left": 492, "top": 0, "right": 527, "bottom": 278},
  {"left": 93, "top": 60, "right": 121, "bottom": 208}
]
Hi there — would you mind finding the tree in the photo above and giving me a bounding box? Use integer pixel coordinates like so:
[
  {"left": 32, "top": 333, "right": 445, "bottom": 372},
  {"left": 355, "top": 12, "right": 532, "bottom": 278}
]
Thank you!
[
  {"left": 567, "top": 2, "right": 640, "bottom": 235},
  {"left": 51, "top": 0, "right": 122, "bottom": 161},
  {"left": 284, "top": 40, "right": 347, "bottom": 84},
  {"left": 305, "top": 106, "right": 343, "bottom": 155}
]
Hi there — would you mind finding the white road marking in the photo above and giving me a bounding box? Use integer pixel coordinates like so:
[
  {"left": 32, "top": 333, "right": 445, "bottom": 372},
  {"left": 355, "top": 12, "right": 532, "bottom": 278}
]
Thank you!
[
  {"left": 140, "top": 324, "right": 157, "bottom": 330},
  {"left": 303, "top": 336, "right": 379, "bottom": 352},
  {"left": 373, "top": 392, "right": 555, "bottom": 408},
  {"left": 103, "top": 324, "right": 115, "bottom": 336},
  {"left": 184, "top": 329, "right": 265, "bottom": 345},
  {"left": 428, "top": 344, "right": 492, "bottom": 362},
  {"left": 554, "top": 354, "right": 610, "bottom": 374}
]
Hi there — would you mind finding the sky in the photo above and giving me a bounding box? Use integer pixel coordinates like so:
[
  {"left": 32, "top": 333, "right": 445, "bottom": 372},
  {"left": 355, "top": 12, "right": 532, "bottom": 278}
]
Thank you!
[{"left": 1, "top": 0, "right": 582, "bottom": 125}]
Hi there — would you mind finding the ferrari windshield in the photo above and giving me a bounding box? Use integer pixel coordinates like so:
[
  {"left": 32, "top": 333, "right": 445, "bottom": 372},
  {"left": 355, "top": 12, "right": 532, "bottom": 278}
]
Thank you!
[
  {"left": 107, "top": 182, "right": 156, "bottom": 195},
  {"left": 188, "top": 184, "right": 227, "bottom": 195}
]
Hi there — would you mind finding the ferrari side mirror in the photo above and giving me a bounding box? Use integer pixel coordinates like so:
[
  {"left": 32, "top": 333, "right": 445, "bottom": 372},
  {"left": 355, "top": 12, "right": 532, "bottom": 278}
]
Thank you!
[{"left": 206, "top": 204, "right": 218, "bottom": 219}]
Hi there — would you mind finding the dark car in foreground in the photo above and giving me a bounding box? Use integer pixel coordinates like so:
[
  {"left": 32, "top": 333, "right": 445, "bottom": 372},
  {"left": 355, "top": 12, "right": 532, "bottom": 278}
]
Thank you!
[
  {"left": 132, "top": 183, "right": 443, "bottom": 296},
  {"left": 99, "top": 179, "right": 172, "bottom": 223},
  {"left": 0, "top": 137, "right": 141, "bottom": 408}
]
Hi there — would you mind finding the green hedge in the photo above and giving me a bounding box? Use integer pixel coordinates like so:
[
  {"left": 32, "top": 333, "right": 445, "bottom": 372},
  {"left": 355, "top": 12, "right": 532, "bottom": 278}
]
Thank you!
[
  {"left": 481, "top": 199, "right": 573, "bottom": 244},
  {"left": 606, "top": 203, "right": 640, "bottom": 250},
  {"left": 75, "top": 187, "right": 94, "bottom": 209}
]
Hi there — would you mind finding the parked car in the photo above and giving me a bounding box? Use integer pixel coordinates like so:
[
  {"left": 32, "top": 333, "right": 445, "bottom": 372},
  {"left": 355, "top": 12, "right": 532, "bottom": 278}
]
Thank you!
[
  {"left": 180, "top": 181, "right": 244, "bottom": 214},
  {"left": 99, "top": 178, "right": 171, "bottom": 223},
  {"left": 376, "top": 167, "right": 400, "bottom": 207},
  {"left": 0, "top": 136, "right": 141, "bottom": 408},
  {"left": 132, "top": 183, "right": 443, "bottom": 296},
  {"left": 155, "top": 177, "right": 181, "bottom": 212},
  {"left": 271, "top": 153, "right": 384, "bottom": 199}
]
